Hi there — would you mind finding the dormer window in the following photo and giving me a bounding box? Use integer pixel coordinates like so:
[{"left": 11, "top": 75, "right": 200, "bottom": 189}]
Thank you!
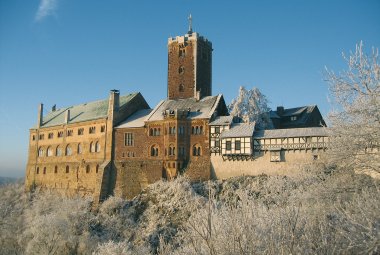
[{"left": 290, "top": 116, "right": 297, "bottom": 121}]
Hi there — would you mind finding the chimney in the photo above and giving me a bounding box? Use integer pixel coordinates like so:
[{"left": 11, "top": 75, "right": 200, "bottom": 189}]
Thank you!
[
  {"left": 37, "top": 103, "right": 43, "bottom": 128},
  {"left": 277, "top": 106, "right": 284, "bottom": 116},
  {"left": 65, "top": 109, "right": 70, "bottom": 124},
  {"left": 108, "top": 90, "right": 120, "bottom": 123},
  {"left": 52, "top": 104, "right": 56, "bottom": 112}
]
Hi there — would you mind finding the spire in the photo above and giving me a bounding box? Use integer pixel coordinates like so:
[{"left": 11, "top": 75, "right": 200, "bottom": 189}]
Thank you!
[{"left": 188, "top": 14, "right": 193, "bottom": 34}]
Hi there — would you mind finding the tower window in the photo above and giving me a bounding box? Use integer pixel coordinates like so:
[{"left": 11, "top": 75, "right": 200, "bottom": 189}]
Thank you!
[
  {"left": 58, "top": 131, "right": 63, "bottom": 138},
  {"left": 78, "top": 128, "right": 84, "bottom": 135},
  {"left": 179, "top": 84, "right": 184, "bottom": 92},
  {"left": 89, "top": 126, "right": 96, "bottom": 134},
  {"left": 67, "top": 129, "right": 73, "bottom": 137},
  {"left": 48, "top": 133, "right": 54, "bottom": 139},
  {"left": 178, "top": 66, "right": 185, "bottom": 74},
  {"left": 179, "top": 49, "right": 185, "bottom": 58}
]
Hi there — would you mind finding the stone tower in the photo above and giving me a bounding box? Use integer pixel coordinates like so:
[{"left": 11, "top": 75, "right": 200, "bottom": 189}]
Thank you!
[{"left": 167, "top": 16, "right": 212, "bottom": 100}]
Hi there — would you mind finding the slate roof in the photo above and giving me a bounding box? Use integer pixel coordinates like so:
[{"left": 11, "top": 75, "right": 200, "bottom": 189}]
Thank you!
[
  {"left": 116, "top": 109, "right": 152, "bottom": 128},
  {"left": 146, "top": 95, "right": 223, "bottom": 121},
  {"left": 36, "top": 93, "right": 138, "bottom": 128},
  {"left": 269, "top": 105, "right": 325, "bottom": 128},
  {"left": 209, "top": 116, "right": 234, "bottom": 126},
  {"left": 253, "top": 127, "right": 329, "bottom": 139},
  {"left": 220, "top": 122, "right": 256, "bottom": 138}
]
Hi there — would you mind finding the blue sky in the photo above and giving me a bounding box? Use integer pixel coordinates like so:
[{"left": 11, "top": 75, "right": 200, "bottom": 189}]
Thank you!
[{"left": 0, "top": 0, "right": 379, "bottom": 177}]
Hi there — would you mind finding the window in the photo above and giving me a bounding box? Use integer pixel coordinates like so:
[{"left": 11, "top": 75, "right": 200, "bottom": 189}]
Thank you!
[
  {"left": 179, "top": 84, "right": 184, "bottom": 92},
  {"left": 86, "top": 165, "right": 90, "bottom": 173},
  {"left": 179, "top": 48, "right": 185, "bottom": 57},
  {"left": 67, "top": 129, "right": 73, "bottom": 136},
  {"left": 179, "top": 147, "right": 185, "bottom": 156},
  {"left": 235, "top": 140, "right": 241, "bottom": 150},
  {"left": 36, "top": 167, "right": 39, "bottom": 174},
  {"left": 101, "top": 125, "right": 105, "bottom": 132},
  {"left": 58, "top": 131, "right": 63, "bottom": 138},
  {"left": 193, "top": 144, "right": 201, "bottom": 156},
  {"left": 89, "top": 126, "right": 96, "bottom": 134},
  {"left": 77, "top": 143, "right": 82, "bottom": 154},
  {"left": 179, "top": 126, "right": 184, "bottom": 135},
  {"left": 215, "top": 126, "right": 220, "bottom": 134},
  {"left": 56, "top": 146, "right": 62, "bottom": 156},
  {"left": 226, "top": 141, "right": 231, "bottom": 151},
  {"left": 178, "top": 66, "right": 185, "bottom": 74},
  {"left": 95, "top": 141, "right": 100, "bottom": 152},
  {"left": 66, "top": 165, "right": 69, "bottom": 173},
  {"left": 169, "top": 126, "right": 176, "bottom": 135},
  {"left": 38, "top": 147, "right": 44, "bottom": 157},
  {"left": 48, "top": 133, "right": 54, "bottom": 139},
  {"left": 66, "top": 145, "right": 72, "bottom": 156},
  {"left": 169, "top": 145, "right": 175, "bottom": 156},
  {"left": 90, "top": 142, "right": 95, "bottom": 152},
  {"left": 290, "top": 116, "right": 297, "bottom": 121},
  {"left": 270, "top": 151, "right": 281, "bottom": 162},
  {"left": 124, "top": 133, "right": 134, "bottom": 146},
  {"left": 78, "top": 128, "right": 84, "bottom": 135},
  {"left": 43, "top": 167, "right": 46, "bottom": 174},
  {"left": 96, "top": 165, "right": 99, "bottom": 174},
  {"left": 47, "top": 146, "right": 53, "bottom": 157},
  {"left": 39, "top": 134, "right": 44, "bottom": 140},
  {"left": 313, "top": 155, "right": 319, "bottom": 160},
  {"left": 54, "top": 166, "right": 58, "bottom": 174},
  {"left": 32, "top": 135, "right": 36, "bottom": 141},
  {"left": 151, "top": 145, "right": 159, "bottom": 157}
]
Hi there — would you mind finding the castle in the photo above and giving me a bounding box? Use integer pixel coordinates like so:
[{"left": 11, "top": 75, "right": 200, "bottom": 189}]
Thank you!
[{"left": 25, "top": 20, "right": 328, "bottom": 202}]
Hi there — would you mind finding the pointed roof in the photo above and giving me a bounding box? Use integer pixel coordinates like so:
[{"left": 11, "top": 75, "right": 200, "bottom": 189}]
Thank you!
[{"left": 146, "top": 94, "right": 225, "bottom": 121}]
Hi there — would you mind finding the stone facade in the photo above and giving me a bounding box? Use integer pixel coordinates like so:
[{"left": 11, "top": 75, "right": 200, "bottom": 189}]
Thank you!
[
  {"left": 168, "top": 32, "right": 212, "bottom": 100},
  {"left": 25, "top": 91, "right": 149, "bottom": 203}
]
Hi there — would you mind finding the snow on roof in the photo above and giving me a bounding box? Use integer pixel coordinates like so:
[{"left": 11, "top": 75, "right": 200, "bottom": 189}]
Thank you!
[
  {"left": 253, "top": 127, "right": 328, "bottom": 139},
  {"left": 116, "top": 109, "right": 152, "bottom": 128},
  {"left": 209, "top": 116, "right": 234, "bottom": 126},
  {"left": 146, "top": 95, "right": 223, "bottom": 121},
  {"left": 220, "top": 122, "right": 256, "bottom": 138}
]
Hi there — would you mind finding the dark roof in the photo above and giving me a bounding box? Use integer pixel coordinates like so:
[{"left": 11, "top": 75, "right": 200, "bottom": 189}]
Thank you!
[
  {"left": 116, "top": 109, "right": 152, "bottom": 128},
  {"left": 254, "top": 127, "right": 328, "bottom": 139},
  {"left": 270, "top": 105, "right": 325, "bottom": 129},
  {"left": 146, "top": 95, "right": 224, "bottom": 121},
  {"left": 36, "top": 93, "right": 138, "bottom": 128},
  {"left": 220, "top": 122, "right": 256, "bottom": 138}
]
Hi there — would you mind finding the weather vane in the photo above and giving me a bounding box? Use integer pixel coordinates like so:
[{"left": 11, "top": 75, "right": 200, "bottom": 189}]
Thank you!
[{"left": 188, "top": 14, "right": 193, "bottom": 34}]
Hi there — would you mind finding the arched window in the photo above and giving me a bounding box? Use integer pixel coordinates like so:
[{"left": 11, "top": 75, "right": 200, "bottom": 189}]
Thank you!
[
  {"left": 173, "top": 127, "right": 176, "bottom": 134},
  {"left": 169, "top": 145, "right": 175, "bottom": 156},
  {"left": 66, "top": 165, "right": 69, "bottom": 173},
  {"left": 193, "top": 144, "right": 201, "bottom": 156},
  {"left": 36, "top": 167, "right": 39, "bottom": 174},
  {"left": 157, "top": 128, "right": 161, "bottom": 135},
  {"left": 86, "top": 165, "right": 90, "bottom": 173},
  {"left": 46, "top": 146, "right": 52, "bottom": 157},
  {"left": 38, "top": 147, "right": 44, "bottom": 157},
  {"left": 200, "top": 126, "right": 203, "bottom": 134},
  {"left": 56, "top": 146, "right": 62, "bottom": 156},
  {"left": 195, "top": 126, "right": 200, "bottom": 134},
  {"left": 54, "top": 166, "right": 58, "bottom": 174},
  {"left": 95, "top": 141, "right": 100, "bottom": 152},
  {"left": 77, "top": 143, "right": 82, "bottom": 154},
  {"left": 96, "top": 164, "right": 99, "bottom": 174},
  {"left": 150, "top": 128, "right": 153, "bottom": 136},
  {"left": 151, "top": 145, "right": 159, "bottom": 157},
  {"left": 90, "top": 142, "right": 94, "bottom": 152},
  {"left": 66, "top": 145, "right": 72, "bottom": 156}
]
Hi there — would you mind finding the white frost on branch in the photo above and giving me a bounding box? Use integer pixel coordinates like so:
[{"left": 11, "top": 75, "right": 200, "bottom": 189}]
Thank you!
[{"left": 228, "top": 86, "right": 271, "bottom": 129}]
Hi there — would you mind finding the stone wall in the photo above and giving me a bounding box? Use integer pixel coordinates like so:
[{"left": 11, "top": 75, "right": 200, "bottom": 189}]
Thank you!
[{"left": 211, "top": 149, "right": 326, "bottom": 179}]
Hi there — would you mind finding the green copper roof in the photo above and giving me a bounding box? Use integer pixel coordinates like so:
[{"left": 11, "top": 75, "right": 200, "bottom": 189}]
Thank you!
[{"left": 35, "top": 93, "right": 138, "bottom": 129}]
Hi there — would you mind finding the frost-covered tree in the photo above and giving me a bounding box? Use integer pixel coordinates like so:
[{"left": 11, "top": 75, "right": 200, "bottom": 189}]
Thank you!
[
  {"left": 228, "top": 86, "right": 271, "bottom": 129},
  {"left": 325, "top": 42, "right": 380, "bottom": 173}
]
